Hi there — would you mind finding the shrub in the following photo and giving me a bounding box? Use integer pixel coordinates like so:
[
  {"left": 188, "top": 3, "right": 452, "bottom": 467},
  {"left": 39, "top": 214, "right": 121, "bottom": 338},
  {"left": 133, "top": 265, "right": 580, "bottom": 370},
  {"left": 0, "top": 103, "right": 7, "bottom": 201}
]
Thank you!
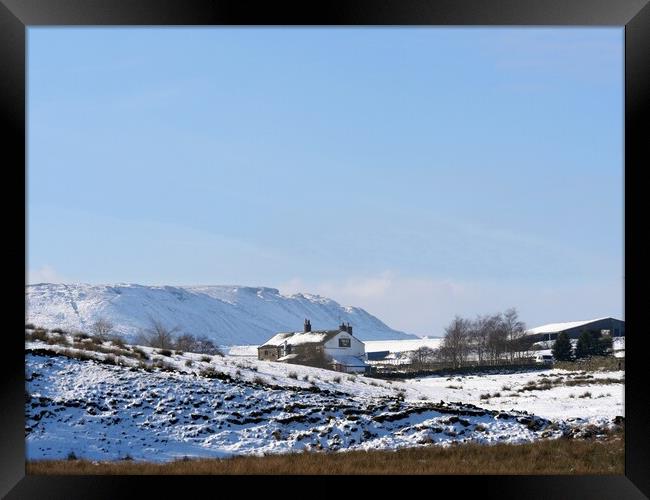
[
  {"left": 185, "top": 359, "right": 193, "bottom": 367},
  {"left": 51, "top": 334, "right": 70, "bottom": 346},
  {"left": 579, "top": 391, "right": 592, "bottom": 399},
  {"left": 111, "top": 337, "right": 126, "bottom": 349},
  {"left": 63, "top": 349, "right": 95, "bottom": 362},
  {"left": 45, "top": 335, "right": 66, "bottom": 346},
  {"left": 137, "top": 318, "right": 179, "bottom": 350},
  {"left": 25, "top": 323, "right": 35, "bottom": 330},
  {"left": 252, "top": 376, "right": 265, "bottom": 385},
  {"left": 175, "top": 350, "right": 184, "bottom": 356},
  {"left": 132, "top": 347, "right": 149, "bottom": 360},
  {"left": 73, "top": 331, "right": 90, "bottom": 341},
  {"left": 158, "top": 349, "right": 172, "bottom": 357},
  {"left": 479, "top": 393, "right": 490, "bottom": 400},
  {"left": 492, "top": 392, "right": 501, "bottom": 398},
  {"left": 32, "top": 329, "right": 48, "bottom": 342},
  {"left": 333, "top": 376, "right": 341, "bottom": 384},
  {"left": 302, "top": 375, "right": 309, "bottom": 381},
  {"left": 91, "top": 336, "right": 104, "bottom": 345},
  {"left": 200, "top": 367, "right": 219, "bottom": 378},
  {"left": 51, "top": 327, "right": 66, "bottom": 334},
  {"left": 67, "top": 451, "right": 77, "bottom": 461},
  {"left": 201, "top": 356, "right": 212, "bottom": 363},
  {"left": 152, "top": 359, "right": 175, "bottom": 372},
  {"left": 288, "top": 372, "right": 298, "bottom": 380}
]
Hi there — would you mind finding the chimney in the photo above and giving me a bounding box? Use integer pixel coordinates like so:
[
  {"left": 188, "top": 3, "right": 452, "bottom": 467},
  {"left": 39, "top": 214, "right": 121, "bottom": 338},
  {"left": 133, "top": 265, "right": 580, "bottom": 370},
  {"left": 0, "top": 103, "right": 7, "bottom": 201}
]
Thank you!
[
  {"left": 304, "top": 319, "right": 311, "bottom": 333},
  {"left": 347, "top": 322, "right": 353, "bottom": 336}
]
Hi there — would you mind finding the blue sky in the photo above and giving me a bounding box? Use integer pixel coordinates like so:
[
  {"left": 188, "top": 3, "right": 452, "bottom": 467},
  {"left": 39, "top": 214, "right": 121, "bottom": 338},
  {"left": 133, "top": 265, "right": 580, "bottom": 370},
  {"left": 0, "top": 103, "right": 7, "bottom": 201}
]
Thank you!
[{"left": 27, "top": 28, "right": 624, "bottom": 336}]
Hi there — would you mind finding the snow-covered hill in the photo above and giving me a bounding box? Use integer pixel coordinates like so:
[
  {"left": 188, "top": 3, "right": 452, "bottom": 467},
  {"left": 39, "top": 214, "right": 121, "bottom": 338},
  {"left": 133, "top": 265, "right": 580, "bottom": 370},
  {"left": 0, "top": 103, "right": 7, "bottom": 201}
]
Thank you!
[{"left": 26, "top": 283, "right": 416, "bottom": 345}]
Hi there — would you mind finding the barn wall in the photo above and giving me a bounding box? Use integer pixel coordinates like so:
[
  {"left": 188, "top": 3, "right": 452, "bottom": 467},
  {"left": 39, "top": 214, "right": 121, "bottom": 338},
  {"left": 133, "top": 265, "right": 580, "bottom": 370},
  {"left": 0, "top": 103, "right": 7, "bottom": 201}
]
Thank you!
[
  {"left": 530, "top": 318, "right": 625, "bottom": 342},
  {"left": 562, "top": 318, "right": 625, "bottom": 339}
]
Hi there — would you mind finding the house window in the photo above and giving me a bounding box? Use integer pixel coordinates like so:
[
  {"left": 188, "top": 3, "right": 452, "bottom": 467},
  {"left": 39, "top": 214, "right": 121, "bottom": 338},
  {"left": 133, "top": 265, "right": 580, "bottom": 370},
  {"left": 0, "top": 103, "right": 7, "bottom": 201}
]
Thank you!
[
  {"left": 339, "top": 338, "right": 351, "bottom": 348},
  {"left": 264, "top": 350, "right": 269, "bottom": 356}
]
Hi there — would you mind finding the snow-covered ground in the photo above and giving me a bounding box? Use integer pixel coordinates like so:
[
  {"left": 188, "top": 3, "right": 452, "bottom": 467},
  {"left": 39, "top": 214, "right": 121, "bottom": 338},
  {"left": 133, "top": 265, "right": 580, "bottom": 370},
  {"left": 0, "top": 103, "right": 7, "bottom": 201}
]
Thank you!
[
  {"left": 26, "top": 283, "right": 415, "bottom": 345},
  {"left": 408, "top": 370, "right": 624, "bottom": 422},
  {"left": 364, "top": 338, "right": 444, "bottom": 353},
  {"left": 25, "top": 332, "right": 624, "bottom": 463}
]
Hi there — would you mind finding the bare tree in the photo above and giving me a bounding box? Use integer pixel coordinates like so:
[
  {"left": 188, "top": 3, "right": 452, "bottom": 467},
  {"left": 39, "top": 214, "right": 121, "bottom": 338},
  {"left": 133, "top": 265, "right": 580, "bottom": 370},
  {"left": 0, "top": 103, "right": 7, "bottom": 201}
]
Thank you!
[
  {"left": 173, "top": 333, "right": 223, "bottom": 355},
  {"left": 410, "top": 346, "right": 437, "bottom": 370},
  {"left": 503, "top": 308, "right": 526, "bottom": 363},
  {"left": 194, "top": 335, "right": 223, "bottom": 356},
  {"left": 485, "top": 313, "right": 507, "bottom": 365},
  {"left": 90, "top": 317, "right": 114, "bottom": 341},
  {"left": 174, "top": 333, "right": 197, "bottom": 352},
  {"left": 442, "top": 316, "right": 472, "bottom": 369},
  {"left": 468, "top": 314, "right": 491, "bottom": 365},
  {"left": 139, "top": 317, "right": 179, "bottom": 350}
]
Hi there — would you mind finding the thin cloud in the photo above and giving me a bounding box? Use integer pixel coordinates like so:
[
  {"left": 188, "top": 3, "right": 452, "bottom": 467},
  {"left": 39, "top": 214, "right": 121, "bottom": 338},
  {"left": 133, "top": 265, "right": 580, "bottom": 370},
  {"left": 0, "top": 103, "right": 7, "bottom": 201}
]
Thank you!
[
  {"left": 28, "top": 265, "right": 68, "bottom": 284},
  {"left": 279, "top": 272, "right": 623, "bottom": 337}
]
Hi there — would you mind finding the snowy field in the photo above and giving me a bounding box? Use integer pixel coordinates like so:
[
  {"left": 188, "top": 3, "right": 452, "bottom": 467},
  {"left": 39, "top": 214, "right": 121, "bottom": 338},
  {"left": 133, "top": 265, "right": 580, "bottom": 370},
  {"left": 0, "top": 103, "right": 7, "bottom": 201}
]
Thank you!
[
  {"left": 409, "top": 370, "right": 623, "bottom": 421},
  {"left": 25, "top": 333, "right": 624, "bottom": 463},
  {"left": 364, "top": 338, "right": 444, "bottom": 353}
]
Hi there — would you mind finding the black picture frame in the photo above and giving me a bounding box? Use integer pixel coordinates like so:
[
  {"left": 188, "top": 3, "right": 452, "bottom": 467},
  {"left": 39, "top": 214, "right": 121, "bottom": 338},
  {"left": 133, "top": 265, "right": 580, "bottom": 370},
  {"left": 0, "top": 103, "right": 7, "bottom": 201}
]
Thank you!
[{"left": 2, "top": 0, "right": 647, "bottom": 498}]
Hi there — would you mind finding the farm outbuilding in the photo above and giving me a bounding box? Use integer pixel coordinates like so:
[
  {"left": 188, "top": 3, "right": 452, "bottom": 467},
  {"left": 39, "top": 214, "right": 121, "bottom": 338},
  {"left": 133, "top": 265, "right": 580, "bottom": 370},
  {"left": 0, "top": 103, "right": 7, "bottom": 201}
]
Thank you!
[
  {"left": 366, "top": 350, "right": 390, "bottom": 362},
  {"left": 526, "top": 317, "right": 625, "bottom": 343}
]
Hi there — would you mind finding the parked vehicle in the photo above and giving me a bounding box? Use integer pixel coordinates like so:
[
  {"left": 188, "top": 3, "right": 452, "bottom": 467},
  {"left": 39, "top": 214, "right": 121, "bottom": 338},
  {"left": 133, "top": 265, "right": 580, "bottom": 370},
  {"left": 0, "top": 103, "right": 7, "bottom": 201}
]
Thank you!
[{"left": 534, "top": 353, "right": 554, "bottom": 365}]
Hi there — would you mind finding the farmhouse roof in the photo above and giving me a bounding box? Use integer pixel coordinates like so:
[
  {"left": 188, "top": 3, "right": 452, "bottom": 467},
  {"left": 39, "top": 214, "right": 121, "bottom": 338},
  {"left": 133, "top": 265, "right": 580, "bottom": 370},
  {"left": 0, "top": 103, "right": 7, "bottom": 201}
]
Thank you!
[{"left": 260, "top": 329, "right": 342, "bottom": 348}]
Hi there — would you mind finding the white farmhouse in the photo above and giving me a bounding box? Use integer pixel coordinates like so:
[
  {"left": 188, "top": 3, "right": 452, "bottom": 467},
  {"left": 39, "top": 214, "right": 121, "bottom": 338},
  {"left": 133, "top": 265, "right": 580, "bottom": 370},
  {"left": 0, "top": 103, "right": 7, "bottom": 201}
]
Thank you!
[{"left": 257, "top": 319, "right": 369, "bottom": 373}]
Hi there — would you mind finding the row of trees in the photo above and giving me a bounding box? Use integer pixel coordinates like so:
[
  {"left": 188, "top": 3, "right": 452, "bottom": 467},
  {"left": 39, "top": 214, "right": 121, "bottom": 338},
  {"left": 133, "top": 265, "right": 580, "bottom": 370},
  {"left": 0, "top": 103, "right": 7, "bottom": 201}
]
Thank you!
[
  {"left": 441, "top": 308, "right": 530, "bottom": 369},
  {"left": 409, "top": 308, "right": 532, "bottom": 370},
  {"left": 552, "top": 330, "right": 613, "bottom": 361},
  {"left": 90, "top": 316, "right": 222, "bottom": 355}
]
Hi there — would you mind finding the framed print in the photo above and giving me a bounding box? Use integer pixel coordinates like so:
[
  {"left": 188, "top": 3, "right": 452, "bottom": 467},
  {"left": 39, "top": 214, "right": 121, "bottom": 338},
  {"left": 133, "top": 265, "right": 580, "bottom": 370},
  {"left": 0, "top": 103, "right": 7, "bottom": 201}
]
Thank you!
[{"left": 2, "top": 0, "right": 648, "bottom": 498}]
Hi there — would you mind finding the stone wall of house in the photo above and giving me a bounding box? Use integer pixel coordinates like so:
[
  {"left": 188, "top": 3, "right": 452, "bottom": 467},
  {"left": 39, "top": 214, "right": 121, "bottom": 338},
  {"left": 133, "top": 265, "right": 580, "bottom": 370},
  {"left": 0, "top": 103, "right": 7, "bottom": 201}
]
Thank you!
[{"left": 258, "top": 346, "right": 280, "bottom": 361}]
